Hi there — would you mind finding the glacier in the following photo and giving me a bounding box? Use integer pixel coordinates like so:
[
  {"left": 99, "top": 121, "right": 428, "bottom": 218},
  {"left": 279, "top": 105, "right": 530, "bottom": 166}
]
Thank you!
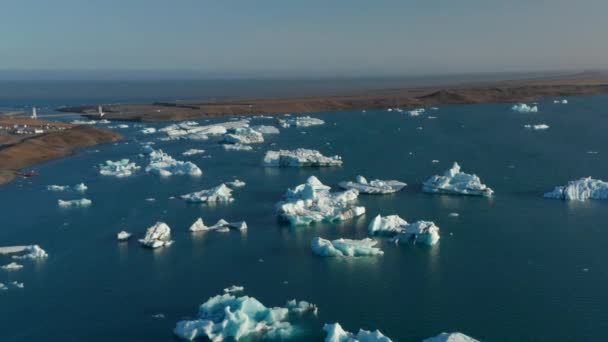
[
  {"left": 263, "top": 149, "right": 342, "bottom": 167},
  {"left": 173, "top": 293, "right": 317, "bottom": 341},
  {"left": 311, "top": 237, "right": 384, "bottom": 257},
  {"left": 339, "top": 175, "right": 406, "bottom": 194},
  {"left": 276, "top": 176, "right": 365, "bottom": 226},
  {"left": 138, "top": 222, "right": 173, "bottom": 248},
  {"left": 144, "top": 147, "right": 202, "bottom": 177},
  {"left": 512, "top": 103, "right": 538, "bottom": 113},
  {"left": 323, "top": 322, "right": 392, "bottom": 342},
  {"left": 58, "top": 198, "right": 92, "bottom": 208},
  {"left": 423, "top": 162, "right": 494, "bottom": 197},
  {"left": 368, "top": 214, "right": 440, "bottom": 246},
  {"left": 544, "top": 177, "right": 608, "bottom": 201},
  {"left": 99, "top": 159, "right": 140, "bottom": 177},
  {"left": 278, "top": 116, "right": 325, "bottom": 128},
  {"left": 181, "top": 184, "right": 234, "bottom": 203},
  {"left": 423, "top": 332, "right": 480, "bottom": 342},
  {"left": 189, "top": 217, "right": 247, "bottom": 232}
]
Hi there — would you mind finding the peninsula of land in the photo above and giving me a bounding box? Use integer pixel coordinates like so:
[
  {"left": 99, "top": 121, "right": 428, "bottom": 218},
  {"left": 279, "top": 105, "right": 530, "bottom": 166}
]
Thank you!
[{"left": 58, "top": 71, "right": 608, "bottom": 122}]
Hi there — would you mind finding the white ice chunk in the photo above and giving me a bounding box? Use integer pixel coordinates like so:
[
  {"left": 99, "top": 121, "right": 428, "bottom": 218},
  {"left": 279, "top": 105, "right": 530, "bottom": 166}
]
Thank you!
[
  {"left": 224, "top": 127, "right": 265, "bottom": 145},
  {"left": 140, "top": 127, "right": 157, "bottom": 134},
  {"left": 263, "top": 149, "right": 342, "bottom": 167},
  {"left": 11, "top": 281, "right": 24, "bottom": 289},
  {"left": 368, "top": 215, "right": 440, "bottom": 246},
  {"left": 117, "top": 231, "right": 132, "bottom": 241},
  {"left": 524, "top": 124, "right": 549, "bottom": 130},
  {"left": 47, "top": 183, "right": 88, "bottom": 192},
  {"left": 553, "top": 99, "right": 568, "bottom": 104},
  {"left": 223, "top": 143, "right": 253, "bottom": 151},
  {"left": 189, "top": 217, "right": 247, "bottom": 232},
  {"left": 423, "top": 162, "right": 493, "bottom": 197},
  {"left": 276, "top": 176, "right": 365, "bottom": 226},
  {"left": 182, "top": 149, "right": 206, "bottom": 156},
  {"left": 223, "top": 285, "right": 244, "bottom": 294},
  {"left": 423, "top": 332, "right": 480, "bottom": 342},
  {"left": 58, "top": 198, "right": 92, "bottom": 208},
  {"left": 10, "top": 245, "right": 48, "bottom": 259},
  {"left": 99, "top": 159, "right": 140, "bottom": 177},
  {"left": 544, "top": 177, "right": 608, "bottom": 201},
  {"left": 251, "top": 125, "right": 280, "bottom": 134},
  {"left": 1, "top": 262, "right": 23, "bottom": 271},
  {"left": 512, "top": 103, "right": 538, "bottom": 113},
  {"left": 311, "top": 237, "right": 384, "bottom": 257},
  {"left": 285, "top": 299, "right": 318, "bottom": 315},
  {"left": 138, "top": 222, "right": 173, "bottom": 248},
  {"left": 144, "top": 148, "right": 202, "bottom": 177},
  {"left": 181, "top": 184, "right": 234, "bottom": 203},
  {"left": 278, "top": 116, "right": 325, "bottom": 128},
  {"left": 408, "top": 108, "right": 426, "bottom": 117},
  {"left": 323, "top": 322, "right": 392, "bottom": 342},
  {"left": 226, "top": 179, "right": 246, "bottom": 188},
  {"left": 339, "top": 176, "right": 406, "bottom": 194}
]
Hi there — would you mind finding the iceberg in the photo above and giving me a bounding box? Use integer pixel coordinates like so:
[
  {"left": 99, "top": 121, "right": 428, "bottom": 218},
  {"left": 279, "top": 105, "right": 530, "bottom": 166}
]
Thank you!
[
  {"left": 323, "top": 322, "right": 392, "bottom": 342},
  {"left": 140, "top": 127, "right": 157, "bottom": 134},
  {"left": 408, "top": 108, "right": 426, "bottom": 117},
  {"left": 368, "top": 215, "right": 440, "bottom": 246},
  {"left": 311, "top": 237, "right": 384, "bottom": 257},
  {"left": 512, "top": 103, "right": 538, "bottom": 113},
  {"left": 181, "top": 184, "right": 234, "bottom": 203},
  {"left": 224, "top": 127, "right": 264, "bottom": 145},
  {"left": 251, "top": 125, "right": 280, "bottom": 134},
  {"left": 47, "top": 183, "right": 88, "bottom": 193},
  {"left": 99, "top": 159, "right": 140, "bottom": 177},
  {"left": 553, "top": 99, "right": 568, "bottom": 104},
  {"left": 226, "top": 179, "right": 246, "bottom": 188},
  {"left": 524, "top": 124, "right": 550, "bottom": 130},
  {"left": 285, "top": 299, "right": 318, "bottom": 315},
  {"left": 263, "top": 149, "right": 342, "bottom": 167},
  {"left": 223, "top": 285, "right": 244, "bottom": 294},
  {"left": 160, "top": 120, "right": 250, "bottom": 141},
  {"left": 182, "top": 149, "right": 206, "bottom": 156},
  {"left": 339, "top": 175, "right": 406, "bottom": 194},
  {"left": 144, "top": 148, "right": 202, "bottom": 177},
  {"left": 278, "top": 116, "right": 325, "bottom": 128},
  {"left": 423, "top": 162, "right": 493, "bottom": 197},
  {"left": 189, "top": 217, "right": 247, "bottom": 232},
  {"left": 11, "top": 281, "right": 24, "bottom": 289},
  {"left": 173, "top": 294, "right": 317, "bottom": 341},
  {"left": 138, "top": 222, "right": 173, "bottom": 248},
  {"left": 223, "top": 143, "right": 253, "bottom": 151},
  {"left": 423, "top": 332, "right": 480, "bottom": 342},
  {"left": 1, "top": 262, "right": 23, "bottom": 271},
  {"left": 117, "top": 231, "right": 132, "bottom": 241},
  {"left": 276, "top": 176, "right": 365, "bottom": 226},
  {"left": 11, "top": 245, "right": 48, "bottom": 259},
  {"left": 0, "top": 283, "right": 6, "bottom": 291},
  {"left": 544, "top": 177, "right": 608, "bottom": 201},
  {"left": 58, "top": 198, "right": 92, "bottom": 208}
]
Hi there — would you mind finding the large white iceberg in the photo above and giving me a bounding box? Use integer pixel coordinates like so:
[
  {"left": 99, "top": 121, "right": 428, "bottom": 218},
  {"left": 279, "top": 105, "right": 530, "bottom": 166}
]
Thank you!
[
  {"left": 223, "top": 127, "right": 264, "bottom": 145},
  {"left": 144, "top": 148, "right": 202, "bottom": 177},
  {"left": 138, "top": 222, "right": 173, "bottom": 248},
  {"left": 339, "top": 176, "right": 406, "bottom": 194},
  {"left": 189, "top": 217, "right": 247, "bottom": 232},
  {"left": 47, "top": 183, "right": 88, "bottom": 193},
  {"left": 263, "top": 149, "right": 342, "bottom": 167},
  {"left": 181, "top": 184, "right": 234, "bottom": 203},
  {"left": 512, "top": 103, "right": 538, "bottom": 113},
  {"left": 311, "top": 237, "right": 384, "bottom": 257},
  {"left": 173, "top": 294, "right": 317, "bottom": 341},
  {"left": 276, "top": 176, "right": 365, "bottom": 226},
  {"left": 423, "top": 163, "right": 493, "bottom": 197},
  {"left": 544, "top": 177, "right": 608, "bottom": 201},
  {"left": 58, "top": 198, "right": 92, "bottom": 208},
  {"left": 278, "top": 116, "right": 324, "bottom": 128},
  {"left": 99, "top": 159, "right": 140, "bottom": 177},
  {"left": 323, "top": 322, "right": 392, "bottom": 342},
  {"left": 160, "top": 120, "right": 250, "bottom": 140},
  {"left": 423, "top": 332, "right": 480, "bottom": 342},
  {"left": 368, "top": 214, "right": 440, "bottom": 246}
]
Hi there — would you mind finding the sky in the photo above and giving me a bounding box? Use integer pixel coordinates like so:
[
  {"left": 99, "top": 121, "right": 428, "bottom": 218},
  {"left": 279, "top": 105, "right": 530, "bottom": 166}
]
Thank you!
[{"left": 1, "top": 0, "right": 607, "bottom": 79}]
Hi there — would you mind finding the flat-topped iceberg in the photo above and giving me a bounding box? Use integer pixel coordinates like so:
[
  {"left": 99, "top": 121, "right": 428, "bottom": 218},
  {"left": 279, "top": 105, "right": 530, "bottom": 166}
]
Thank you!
[
  {"left": 117, "top": 231, "right": 132, "bottom": 241},
  {"left": 139, "top": 222, "right": 173, "bottom": 248},
  {"left": 99, "top": 159, "right": 140, "bottom": 177},
  {"left": 423, "top": 332, "right": 480, "bottom": 342},
  {"left": 181, "top": 184, "right": 234, "bottom": 203},
  {"left": 544, "top": 177, "right": 608, "bottom": 201},
  {"left": 423, "top": 162, "right": 493, "bottom": 197},
  {"left": 189, "top": 217, "right": 247, "bottom": 232},
  {"left": 224, "top": 127, "right": 265, "bottom": 145},
  {"left": 323, "top": 322, "right": 392, "bottom": 342},
  {"left": 339, "top": 175, "right": 406, "bottom": 194},
  {"left": 512, "top": 103, "right": 538, "bottom": 113},
  {"left": 278, "top": 116, "right": 324, "bottom": 128},
  {"left": 368, "top": 214, "right": 440, "bottom": 246},
  {"left": 47, "top": 183, "right": 88, "bottom": 193},
  {"left": 160, "top": 120, "right": 250, "bottom": 140},
  {"left": 173, "top": 294, "right": 317, "bottom": 341},
  {"left": 276, "top": 176, "right": 365, "bottom": 226},
  {"left": 223, "top": 143, "right": 253, "bottom": 151},
  {"left": 58, "top": 198, "right": 92, "bottom": 208},
  {"left": 311, "top": 237, "right": 384, "bottom": 257},
  {"left": 182, "top": 149, "right": 205, "bottom": 156},
  {"left": 264, "top": 149, "right": 342, "bottom": 167},
  {"left": 10, "top": 245, "right": 48, "bottom": 259},
  {"left": 144, "top": 148, "right": 202, "bottom": 177},
  {"left": 2, "top": 262, "right": 23, "bottom": 271}
]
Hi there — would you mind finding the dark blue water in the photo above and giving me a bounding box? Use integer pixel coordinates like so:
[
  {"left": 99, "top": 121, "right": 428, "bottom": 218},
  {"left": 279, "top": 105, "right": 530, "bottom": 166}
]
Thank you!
[{"left": 1, "top": 87, "right": 608, "bottom": 341}]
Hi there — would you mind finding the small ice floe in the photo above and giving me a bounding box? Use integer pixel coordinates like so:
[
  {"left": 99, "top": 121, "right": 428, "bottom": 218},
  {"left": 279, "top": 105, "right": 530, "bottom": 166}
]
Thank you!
[
  {"left": 428, "top": 116, "right": 438, "bottom": 119},
  {"left": 58, "top": 198, "right": 92, "bottom": 208},
  {"left": 11, "top": 281, "right": 24, "bottom": 289},
  {"left": 189, "top": 218, "right": 247, "bottom": 232},
  {"left": 108, "top": 124, "right": 129, "bottom": 129},
  {"left": 432, "top": 160, "right": 440, "bottom": 163},
  {"left": 1, "top": 245, "right": 49, "bottom": 260},
  {"left": 0, "top": 283, "right": 6, "bottom": 290},
  {"left": 408, "top": 108, "right": 426, "bottom": 116},
  {"left": 140, "top": 127, "right": 157, "bottom": 134},
  {"left": 512, "top": 103, "right": 538, "bottom": 113},
  {"left": 286, "top": 299, "right": 318, "bottom": 315},
  {"left": 180, "top": 184, "right": 234, "bottom": 203},
  {"left": 448, "top": 212, "right": 460, "bottom": 217},
  {"left": 138, "top": 222, "right": 173, "bottom": 249},
  {"left": 311, "top": 237, "right": 384, "bottom": 257},
  {"left": 181, "top": 149, "right": 205, "bottom": 156},
  {"left": 276, "top": 176, "right": 365, "bottom": 226},
  {"left": 71, "top": 120, "right": 98, "bottom": 125},
  {"left": 223, "top": 143, "right": 253, "bottom": 151},
  {"left": 553, "top": 99, "right": 568, "bottom": 104},
  {"left": 47, "top": 183, "right": 88, "bottom": 193},
  {"left": 416, "top": 126, "right": 423, "bottom": 130},
  {"left": 223, "top": 285, "right": 244, "bottom": 294},
  {"left": 117, "top": 231, "right": 132, "bottom": 241},
  {"left": 387, "top": 108, "right": 393, "bottom": 112},
  {"left": 524, "top": 124, "right": 550, "bottom": 130},
  {"left": 144, "top": 147, "right": 202, "bottom": 177},
  {"left": 151, "top": 314, "right": 165, "bottom": 319},
  {"left": 145, "top": 198, "right": 156, "bottom": 202},
  {"left": 586, "top": 151, "right": 599, "bottom": 155},
  {"left": 99, "top": 159, "right": 140, "bottom": 177},
  {"left": 338, "top": 175, "right": 406, "bottom": 194},
  {"left": 278, "top": 116, "right": 324, "bottom": 128},
  {"left": 423, "top": 162, "right": 494, "bottom": 197},
  {"left": 223, "top": 127, "right": 264, "bottom": 145},
  {"left": 369, "top": 214, "right": 440, "bottom": 246},
  {"left": 226, "top": 179, "right": 246, "bottom": 188},
  {"left": 263, "top": 149, "right": 342, "bottom": 167},
  {"left": 1, "top": 262, "right": 23, "bottom": 271},
  {"left": 544, "top": 177, "right": 608, "bottom": 201},
  {"left": 423, "top": 332, "right": 480, "bottom": 342},
  {"left": 323, "top": 322, "right": 393, "bottom": 342},
  {"left": 173, "top": 294, "right": 318, "bottom": 341},
  {"left": 250, "top": 125, "right": 280, "bottom": 134}
]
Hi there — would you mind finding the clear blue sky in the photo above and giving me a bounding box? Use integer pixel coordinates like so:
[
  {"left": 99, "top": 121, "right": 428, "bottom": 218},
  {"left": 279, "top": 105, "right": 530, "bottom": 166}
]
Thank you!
[{"left": 1, "top": 0, "right": 606, "bottom": 78}]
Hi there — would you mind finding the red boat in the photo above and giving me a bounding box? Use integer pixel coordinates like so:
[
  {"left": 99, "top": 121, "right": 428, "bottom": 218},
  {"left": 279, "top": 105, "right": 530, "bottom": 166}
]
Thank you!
[{"left": 23, "top": 171, "right": 40, "bottom": 178}]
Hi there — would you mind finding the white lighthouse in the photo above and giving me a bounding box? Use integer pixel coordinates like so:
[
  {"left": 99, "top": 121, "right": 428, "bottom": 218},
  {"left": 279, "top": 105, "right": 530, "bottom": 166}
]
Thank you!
[
  {"left": 98, "top": 105, "right": 105, "bottom": 118},
  {"left": 31, "top": 107, "right": 38, "bottom": 119}
]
